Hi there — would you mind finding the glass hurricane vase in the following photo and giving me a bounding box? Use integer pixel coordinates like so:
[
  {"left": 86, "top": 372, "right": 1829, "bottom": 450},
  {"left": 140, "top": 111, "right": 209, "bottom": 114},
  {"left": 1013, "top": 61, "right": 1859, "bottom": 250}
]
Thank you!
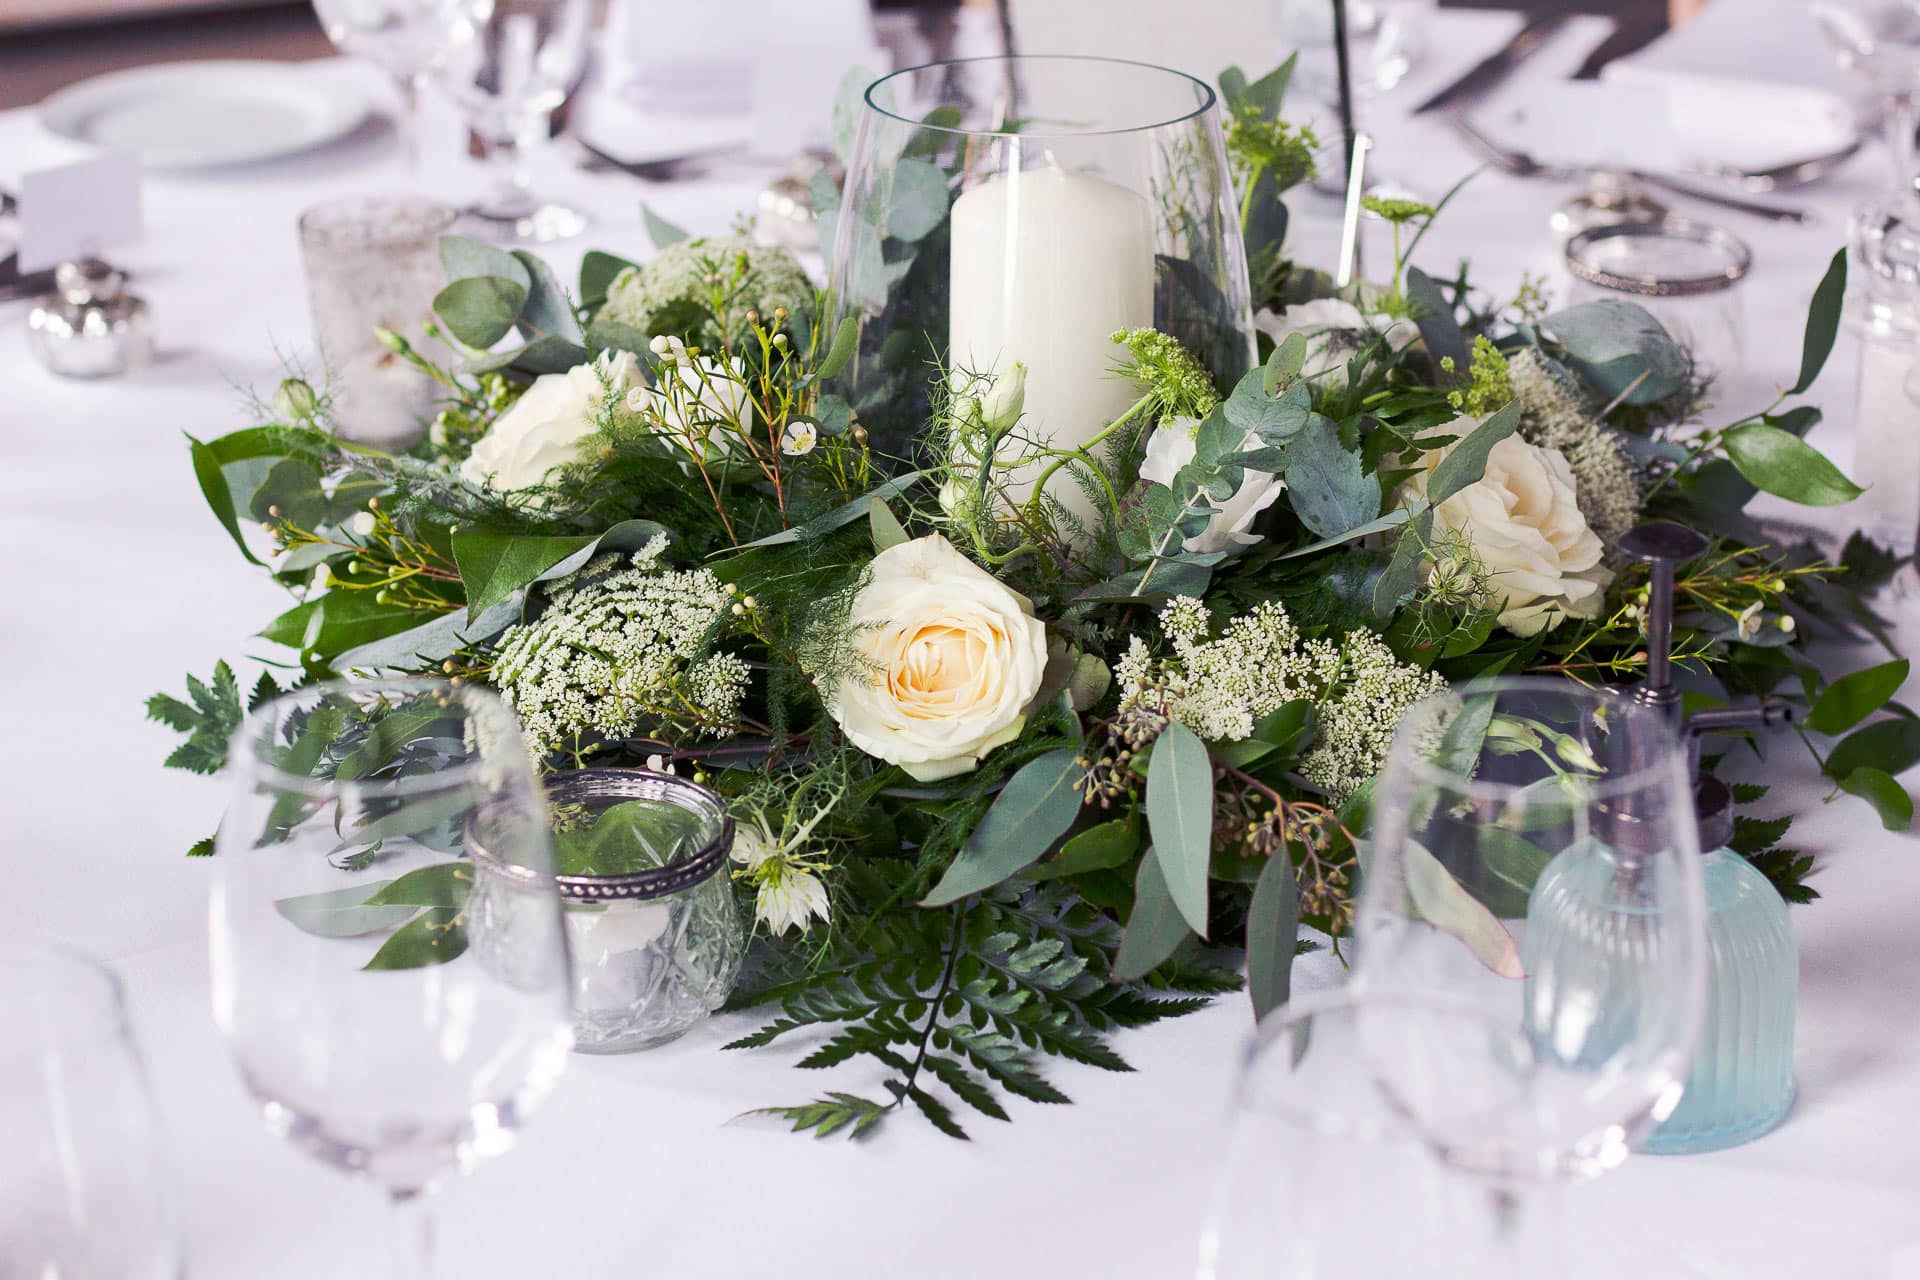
[{"left": 825, "top": 55, "right": 1255, "bottom": 521}]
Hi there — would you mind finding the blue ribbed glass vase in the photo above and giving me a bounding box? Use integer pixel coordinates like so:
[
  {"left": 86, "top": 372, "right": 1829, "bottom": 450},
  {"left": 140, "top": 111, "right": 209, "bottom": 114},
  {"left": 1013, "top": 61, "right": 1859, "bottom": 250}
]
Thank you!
[{"left": 1636, "top": 847, "right": 1796, "bottom": 1154}]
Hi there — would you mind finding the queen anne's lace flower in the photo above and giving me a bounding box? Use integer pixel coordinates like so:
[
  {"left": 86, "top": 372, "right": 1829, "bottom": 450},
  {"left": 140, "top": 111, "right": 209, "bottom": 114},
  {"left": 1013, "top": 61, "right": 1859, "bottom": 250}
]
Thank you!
[
  {"left": 491, "top": 536, "right": 746, "bottom": 759},
  {"left": 1117, "top": 597, "right": 1445, "bottom": 804}
]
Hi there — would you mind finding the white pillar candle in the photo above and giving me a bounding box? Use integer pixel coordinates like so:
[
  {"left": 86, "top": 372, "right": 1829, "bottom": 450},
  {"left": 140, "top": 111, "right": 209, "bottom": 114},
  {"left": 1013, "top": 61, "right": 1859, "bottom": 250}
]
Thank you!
[
  {"left": 948, "top": 165, "right": 1156, "bottom": 531},
  {"left": 1853, "top": 340, "right": 1920, "bottom": 557}
]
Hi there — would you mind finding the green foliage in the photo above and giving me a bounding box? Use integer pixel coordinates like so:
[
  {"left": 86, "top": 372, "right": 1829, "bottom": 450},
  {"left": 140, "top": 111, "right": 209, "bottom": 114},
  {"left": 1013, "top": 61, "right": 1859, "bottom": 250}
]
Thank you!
[
  {"left": 147, "top": 661, "right": 248, "bottom": 776},
  {"left": 729, "top": 882, "right": 1234, "bottom": 1139}
]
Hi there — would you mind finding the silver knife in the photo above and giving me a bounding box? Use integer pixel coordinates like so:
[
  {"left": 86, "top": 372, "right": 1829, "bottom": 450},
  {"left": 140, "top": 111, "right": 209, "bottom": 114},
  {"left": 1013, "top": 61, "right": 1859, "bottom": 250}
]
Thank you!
[{"left": 1411, "top": 14, "right": 1572, "bottom": 116}]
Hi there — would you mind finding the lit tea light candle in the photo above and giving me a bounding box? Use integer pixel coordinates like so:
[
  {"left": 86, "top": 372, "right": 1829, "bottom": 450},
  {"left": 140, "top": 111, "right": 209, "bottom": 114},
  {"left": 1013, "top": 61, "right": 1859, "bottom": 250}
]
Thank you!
[{"left": 948, "top": 165, "right": 1156, "bottom": 529}]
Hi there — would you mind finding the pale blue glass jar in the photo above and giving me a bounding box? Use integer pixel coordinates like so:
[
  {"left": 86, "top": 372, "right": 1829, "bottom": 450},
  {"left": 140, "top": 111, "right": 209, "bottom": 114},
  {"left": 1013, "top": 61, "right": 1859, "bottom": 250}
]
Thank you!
[{"left": 1523, "top": 780, "right": 1796, "bottom": 1155}]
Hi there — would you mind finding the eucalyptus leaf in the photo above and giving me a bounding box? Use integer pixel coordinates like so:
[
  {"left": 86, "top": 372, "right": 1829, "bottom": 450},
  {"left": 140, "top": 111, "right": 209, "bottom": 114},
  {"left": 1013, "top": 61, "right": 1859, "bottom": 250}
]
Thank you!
[
  {"left": 813, "top": 393, "right": 854, "bottom": 436},
  {"left": 578, "top": 250, "right": 638, "bottom": 308},
  {"left": 464, "top": 335, "right": 591, "bottom": 377},
  {"left": 641, "top": 204, "right": 691, "bottom": 250},
  {"left": 726, "top": 472, "right": 925, "bottom": 550},
  {"left": 1247, "top": 849, "right": 1298, "bottom": 1020},
  {"left": 1263, "top": 331, "right": 1308, "bottom": 392},
  {"left": 356, "top": 793, "right": 476, "bottom": 844},
  {"left": 886, "top": 158, "right": 950, "bottom": 242},
  {"left": 1073, "top": 556, "right": 1218, "bottom": 605},
  {"left": 1283, "top": 416, "right": 1381, "bottom": 538},
  {"left": 1543, "top": 298, "right": 1688, "bottom": 404},
  {"left": 511, "top": 249, "right": 583, "bottom": 342},
  {"left": 869, "top": 500, "right": 909, "bottom": 552},
  {"left": 1372, "top": 507, "right": 1435, "bottom": 619},
  {"left": 922, "top": 750, "right": 1086, "bottom": 906},
  {"left": 1111, "top": 850, "right": 1192, "bottom": 981},
  {"left": 1722, "top": 424, "right": 1863, "bottom": 506},
  {"left": 439, "top": 237, "right": 529, "bottom": 289},
  {"left": 1278, "top": 505, "right": 1413, "bottom": 560},
  {"left": 1427, "top": 400, "right": 1522, "bottom": 506},
  {"left": 1147, "top": 721, "right": 1213, "bottom": 937},
  {"left": 432, "top": 276, "right": 529, "bottom": 349},
  {"left": 1407, "top": 266, "right": 1468, "bottom": 376},
  {"left": 1225, "top": 368, "right": 1312, "bottom": 437},
  {"left": 274, "top": 881, "right": 413, "bottom": 938}
]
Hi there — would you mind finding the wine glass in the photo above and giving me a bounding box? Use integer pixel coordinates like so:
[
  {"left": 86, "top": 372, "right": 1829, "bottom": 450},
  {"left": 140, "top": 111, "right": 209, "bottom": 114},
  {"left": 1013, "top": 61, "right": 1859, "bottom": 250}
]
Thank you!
[
  {"left": 1274, "top": 0, "right": 1435, "bottom": 196},
  {"left": 210, "top": 678, "right": 574, "bottom": 1276},
  {"left": 434, "top": 0, "right": 596, "bottom": 242},
  {"left": 1810, "top": 0, "right": 1920, "bottom": 200},
  {"left": 1200, "top": 988, "right": 1557, "bottom": 1280},
  {"left": 1359, "top": 678, "right": 1709, "bottom": 1173},
  {"left": 1, "top": 943, "right": 184, "bottom": 1279},
  {"left": 311, "top": 0, "right": 487, "bottom": 177}
]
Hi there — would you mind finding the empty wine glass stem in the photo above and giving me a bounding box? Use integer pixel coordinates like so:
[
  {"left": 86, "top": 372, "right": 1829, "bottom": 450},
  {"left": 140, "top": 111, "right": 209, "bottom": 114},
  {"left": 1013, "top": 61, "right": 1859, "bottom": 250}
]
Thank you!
[
  {"left": 1478, "top": 1178, "right": 1563, "bottom": 1278},
  {"left": 389, "top": 1189, "right": 435, "bottom": 1278}
]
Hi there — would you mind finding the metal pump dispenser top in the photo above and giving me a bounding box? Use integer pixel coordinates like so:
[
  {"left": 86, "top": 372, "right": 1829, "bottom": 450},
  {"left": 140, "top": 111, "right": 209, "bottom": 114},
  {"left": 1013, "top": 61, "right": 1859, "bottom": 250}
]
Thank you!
[{"left": 1619, "top": 522, "right": 1795, "bottom": 850}]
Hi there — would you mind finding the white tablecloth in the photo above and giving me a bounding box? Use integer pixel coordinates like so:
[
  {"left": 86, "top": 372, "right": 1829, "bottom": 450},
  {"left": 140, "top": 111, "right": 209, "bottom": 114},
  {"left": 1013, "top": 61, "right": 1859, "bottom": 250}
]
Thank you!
[{"left": 3, "top": 11, "right": 1916, "bottom": 1277}]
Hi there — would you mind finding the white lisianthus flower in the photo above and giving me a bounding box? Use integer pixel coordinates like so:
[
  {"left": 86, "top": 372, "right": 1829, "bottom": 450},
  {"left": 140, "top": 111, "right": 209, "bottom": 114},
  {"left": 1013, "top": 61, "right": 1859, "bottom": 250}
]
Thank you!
[
  {"left": 730, "top": 820, "right": 830, "bottom": 936},
  {"left": 1254, "top": 298, "right": 1418, "bottom": 389},
  {"left": 829, "top": 534, "right": 1049, "bottom": 782},
  {"left": 461, "top": 350, "right": 640, "bottom": 491},
  {"left": 780, "top": 420, "right": 818, "bottom": 456},
  {"left": 1137, "top": 415, "right": 1286, "bottom": 554},
  {"left": 1402, "top": 425, "right": 1613, "bottom": 637}
]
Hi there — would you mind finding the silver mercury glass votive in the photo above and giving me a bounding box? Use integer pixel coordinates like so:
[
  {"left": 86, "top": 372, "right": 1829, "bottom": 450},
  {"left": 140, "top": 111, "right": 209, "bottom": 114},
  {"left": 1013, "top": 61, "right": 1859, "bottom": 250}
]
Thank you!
[
  {"left": 472, "top": 769, "right": 745, "bottom": 1053},
  {"left": 27, "top": 259, "right": 153, "bottom": 378}
]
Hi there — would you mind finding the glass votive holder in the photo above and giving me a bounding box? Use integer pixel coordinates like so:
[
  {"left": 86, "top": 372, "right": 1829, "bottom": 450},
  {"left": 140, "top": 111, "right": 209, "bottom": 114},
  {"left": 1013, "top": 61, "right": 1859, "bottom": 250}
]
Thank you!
[
  {"left": 1563, "top": 217, "right": 1751, "bottom": 381},
  {"left": 297, "top": 195, "right": 456, "bottom": 450},
  {"left": 1848, "top": 198, "right": 1920, "bottom": 566},
  {"left": 506, "top": 769, "right": 745, "bottom": 1054}
]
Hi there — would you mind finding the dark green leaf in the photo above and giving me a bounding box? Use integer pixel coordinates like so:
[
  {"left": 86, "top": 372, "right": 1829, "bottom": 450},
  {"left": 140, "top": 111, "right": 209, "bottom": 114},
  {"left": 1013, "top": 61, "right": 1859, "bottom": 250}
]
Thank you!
[
  {"left": 1112, "top": 850, "right": 1192, "bottom": 981},
  {"left": 332, "top": 594, "right": 524, "bottom": 672},
  {"left": 260, "top": 592, "right": 427, "bottom": 657},
  {"left": 1841, "top": 765, "right": 1913, "bottom": 830},
  {"left": 452, "top": 529, "right": 597, "bottom": 621},
  {"left": 188, "top": 433, "right": 264, "bottom": 566},
  {"left": 1722, "top": 424, "right": 1863, "bottom": 506},
  {"left": 1373, "top": 507, "right": 1435, "bottom": 619},
  {"left": 365, "top": 861, "right": 474, "bottom": 908},
  {"left": 578, "top": 250, "right": 638, "bottom": 307},
  {"left": 1028, "top": 817, "right": 1141, "bottom": 881},
  {"left": 815, "top": 315, "right": 860, "bottom": 382},
  {"left": 1277, "top": 505, "right": 1413, "bottom": 560},
  {"left": 726, "top": 471, "right": 924, "bottom": 550},
  {"left": 1147, "top": 721, "right": 1213, "bottom": 937},
  {"left": 922, "top": 750, "right": 1087, "bottom": 906},
  {"left": 1790, "top": 248, "right": 1847, "bottom": 395},
  {"left": 1826, "top": 711, "right": 1920, "bottom": 783},
  {"left": 1804, "top": 659, "right": 1909, "bottom": 735},
  {"left": 363, "top": 906, "right": 467, "bottom": 970},
  {"left": 1407, "top": 266, "right": 1468, "bottom": 375},
  {"left": 1247, "top": 850, "right": 1298, "bottom": 1020}
]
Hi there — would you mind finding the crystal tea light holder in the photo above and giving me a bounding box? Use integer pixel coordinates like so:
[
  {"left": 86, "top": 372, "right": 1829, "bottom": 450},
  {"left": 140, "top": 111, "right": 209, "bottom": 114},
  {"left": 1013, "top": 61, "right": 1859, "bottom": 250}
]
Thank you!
[{"left": 473, "top": 769, "right": 744, "bottom": 1053}]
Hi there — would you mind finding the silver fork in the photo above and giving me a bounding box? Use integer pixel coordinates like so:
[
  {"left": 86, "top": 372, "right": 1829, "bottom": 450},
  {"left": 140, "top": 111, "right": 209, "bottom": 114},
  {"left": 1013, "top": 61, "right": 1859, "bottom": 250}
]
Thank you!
[{"left": 1447, "top": 114, "right": 1811, "bottom": 225}]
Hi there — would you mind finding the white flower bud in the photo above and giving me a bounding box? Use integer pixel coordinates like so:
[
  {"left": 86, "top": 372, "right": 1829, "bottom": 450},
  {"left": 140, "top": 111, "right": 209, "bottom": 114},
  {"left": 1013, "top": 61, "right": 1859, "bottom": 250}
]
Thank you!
[
  {"left": 649, "top": 335, "right": 672, "bottom": 356},
  {"left": 345, "top": 512, "right": 377, "bottom": 538},
  {"left": 976, "top": 361, "right": 1027, "bottom": 434}
]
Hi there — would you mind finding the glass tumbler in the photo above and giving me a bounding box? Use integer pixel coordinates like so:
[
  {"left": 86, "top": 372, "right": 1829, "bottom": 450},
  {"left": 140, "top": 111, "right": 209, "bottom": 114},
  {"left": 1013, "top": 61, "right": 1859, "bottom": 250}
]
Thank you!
[
  {"left": 476, "top": 768, "right": 744, "bottom": 1053},
  {"left": 1848, "top": 198, "right": 1920, "bottom": 566},
  {"left": 0, "top": 943, "right": 183, "bottom": 1280},
  {"left": 297, "top": 195, "right": 457, "bottom": 449}
]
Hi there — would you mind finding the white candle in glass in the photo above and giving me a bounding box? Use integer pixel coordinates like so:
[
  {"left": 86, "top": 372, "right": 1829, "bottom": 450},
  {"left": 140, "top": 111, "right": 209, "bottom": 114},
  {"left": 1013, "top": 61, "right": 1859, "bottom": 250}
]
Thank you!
[
  {"left": 1853, "top": 339, "right": 1920, "bottom": 558},
  {"left": 948, "top": 165, "right": 1156, "bottom": 530}
]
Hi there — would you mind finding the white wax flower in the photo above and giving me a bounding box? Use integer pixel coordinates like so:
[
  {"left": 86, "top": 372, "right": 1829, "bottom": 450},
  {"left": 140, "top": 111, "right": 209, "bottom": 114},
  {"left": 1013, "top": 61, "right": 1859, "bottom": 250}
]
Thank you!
[
  {"left": 460, "top": 350, "right": 640, "bottom": 492},
  {"left": 1253, "top": 297, "right": 1417, "bottom": 390},
  {"left": 1402, "top": 426, "right": 1613, "bottom": 637},
  {"left": 829, "top": 534, "right": 1049, "bottom": 782},
  {"left": 780, "top": 420, "right": 818, "bottom": 456},
  {"left": 630, "top": 338, "right": 754, "bottom": 459},
  {"left": 1137, "top": 415, "right": 1285, "bottom": 554}
]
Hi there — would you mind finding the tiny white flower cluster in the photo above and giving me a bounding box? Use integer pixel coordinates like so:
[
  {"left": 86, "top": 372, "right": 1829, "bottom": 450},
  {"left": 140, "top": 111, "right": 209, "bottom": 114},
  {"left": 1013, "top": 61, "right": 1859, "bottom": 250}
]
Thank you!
[
  {"left": 491, "top": 535, "right": 747, "bottom": 759},
  {"left": 1116, "top": 596, "right": 1446, "bottom": 804},
  {"left": 1507, "top": 347, "right": 1644, "bottom": 547}
]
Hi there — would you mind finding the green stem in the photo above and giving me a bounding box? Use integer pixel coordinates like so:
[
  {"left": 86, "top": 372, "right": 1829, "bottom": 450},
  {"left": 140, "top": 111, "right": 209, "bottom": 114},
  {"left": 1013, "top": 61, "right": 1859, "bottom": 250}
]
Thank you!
[
  {"left": 1020, "top": 390, "right": 1156, "bottom": 524},
  {"left": 894, "top": 903, "right": 968, "bottom": 1112}
]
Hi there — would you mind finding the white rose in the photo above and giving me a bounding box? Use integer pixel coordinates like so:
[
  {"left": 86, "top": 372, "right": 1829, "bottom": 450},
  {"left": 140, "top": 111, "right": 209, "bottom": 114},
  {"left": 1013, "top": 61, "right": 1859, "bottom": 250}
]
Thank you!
[
  {"left": 1403, "top": 426, "right": 1613, "bottom": 637},
  {"left": 829, "top": 534, "right": 1049, "bottom": 782},
  {"left": 1137, "top": 415, "right": 1286, "bottom": 555},
  {"left": 1254, "top": 297, "right": 1418, "bottom": 390},
  {"left": 460, "top": 350, "right": 639, "bottom": 491}
]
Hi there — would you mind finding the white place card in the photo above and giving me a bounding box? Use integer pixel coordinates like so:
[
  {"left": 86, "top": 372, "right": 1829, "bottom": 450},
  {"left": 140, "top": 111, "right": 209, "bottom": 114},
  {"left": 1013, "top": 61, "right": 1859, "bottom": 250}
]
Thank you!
[{"left": 17, "top": 153, "right": 144, "bottom": 273}]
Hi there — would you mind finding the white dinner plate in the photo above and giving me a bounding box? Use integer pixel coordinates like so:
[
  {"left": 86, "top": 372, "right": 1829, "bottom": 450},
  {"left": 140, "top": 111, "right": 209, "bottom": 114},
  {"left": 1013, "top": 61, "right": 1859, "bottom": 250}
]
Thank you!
[{"left": 38, "top": 61, "right": 370, "bottom": 170}]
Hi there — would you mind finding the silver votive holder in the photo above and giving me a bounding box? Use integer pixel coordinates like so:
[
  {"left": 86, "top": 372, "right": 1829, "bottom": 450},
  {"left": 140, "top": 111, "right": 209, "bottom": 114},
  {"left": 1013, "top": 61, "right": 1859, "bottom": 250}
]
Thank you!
[
  {"left": 297, "top": 195, "right": 456, "bottom": 450},
  {"left": 475, "top": 769, "right": 744, "bottom": 1054},
  {"left": 27, "top": 259, "right": 153, "bottom": 379}
]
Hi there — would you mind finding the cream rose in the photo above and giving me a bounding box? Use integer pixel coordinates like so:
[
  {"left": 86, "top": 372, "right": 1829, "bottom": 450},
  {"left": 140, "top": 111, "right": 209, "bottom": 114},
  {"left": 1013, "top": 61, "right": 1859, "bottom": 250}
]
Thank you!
[
  {"left": 1403, "top": 426, "right": 1612, "bottom": 637},
  {"left": 1137, "top": 415, "right": 1285, "bottom": 554},
  {"left": 1254, "top": 298, "right": 1417, "bottom": 390},
  {"left": 460, "top": 351, "right": 639, "bottom": 491},
  {"left": 830, "top": 534, "right": 1049, "bottom": 782}
]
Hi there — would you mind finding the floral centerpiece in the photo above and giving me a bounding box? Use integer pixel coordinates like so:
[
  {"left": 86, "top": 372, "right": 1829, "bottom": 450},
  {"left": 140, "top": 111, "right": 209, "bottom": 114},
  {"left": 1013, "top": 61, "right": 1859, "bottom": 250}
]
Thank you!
[{"left": 153, "top": 58, "right": 1912, "bottom": 1140}]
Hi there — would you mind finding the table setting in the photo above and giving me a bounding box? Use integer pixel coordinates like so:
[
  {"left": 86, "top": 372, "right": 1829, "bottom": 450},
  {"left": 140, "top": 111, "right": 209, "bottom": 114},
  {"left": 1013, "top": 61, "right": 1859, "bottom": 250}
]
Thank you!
[{"left": 4, "top": 0, "right": 1920, "bottom": 1276}]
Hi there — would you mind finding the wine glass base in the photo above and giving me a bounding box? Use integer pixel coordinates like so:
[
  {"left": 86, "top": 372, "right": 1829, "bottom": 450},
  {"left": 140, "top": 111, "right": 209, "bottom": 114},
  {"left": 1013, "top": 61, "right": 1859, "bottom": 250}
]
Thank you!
[{"left": 461, "top": 201, "right": 591, "bottom": 244}]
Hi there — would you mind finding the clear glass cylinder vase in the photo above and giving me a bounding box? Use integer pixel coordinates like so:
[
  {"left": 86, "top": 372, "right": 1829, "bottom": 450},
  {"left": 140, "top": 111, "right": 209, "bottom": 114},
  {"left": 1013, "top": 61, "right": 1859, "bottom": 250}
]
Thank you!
[{"left": 825, "top": 55, "right": 1256, "bottom": 484}]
